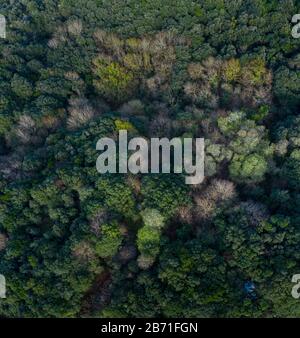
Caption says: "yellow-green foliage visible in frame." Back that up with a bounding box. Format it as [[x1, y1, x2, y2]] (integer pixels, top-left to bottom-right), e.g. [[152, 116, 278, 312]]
[[0, 115, 11, 135], [93, 58, 136, 103], [0, 193, 10, 202], [123, 53, 144, 72], [126, 37, 141, 50], [114, 119, 136, 131], [93, 31, 182, 102], [223, 58, 241, 82], [185, 56, 272, 109], [243, 58, 268, 85], [123, 52, 151, 73]]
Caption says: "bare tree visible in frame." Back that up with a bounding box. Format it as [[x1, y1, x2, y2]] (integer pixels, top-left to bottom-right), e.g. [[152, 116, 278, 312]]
[[67, 19, 83, 36], [240, 201, 269, 227], [137, 254, 155, 270], [72, 241, 95, 262], [67, 97, 95, 130], [90, 209, 109, 236], [117, 245, 137, 264], [0, 233, 7, 251], [15, 115, 36, 144]]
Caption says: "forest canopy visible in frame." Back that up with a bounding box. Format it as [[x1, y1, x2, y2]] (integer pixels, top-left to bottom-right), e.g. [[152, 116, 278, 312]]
[[0, 0, 300, 318]]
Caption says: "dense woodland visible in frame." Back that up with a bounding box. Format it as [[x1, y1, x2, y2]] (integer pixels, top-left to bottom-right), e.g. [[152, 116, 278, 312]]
[[0, 0, 300, 317]]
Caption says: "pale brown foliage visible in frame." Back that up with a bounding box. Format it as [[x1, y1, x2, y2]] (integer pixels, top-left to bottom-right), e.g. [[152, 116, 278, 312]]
[[72, 241, 95, 261], [275, 139, 289, 156], [145, 75, 164, 94], [137, 254, 155, 270], [177, 206, 193, 224], [0, 233, 7, 251], [47, 38, 59, 49], [41, 115, 60, 130], [149, 113, 172, 137], [118, 99, 145, 116], [127, 175, 141, 195], [67, 19, 83, 36], [94, 30, 124, 58], [48, 26, 68, 48], [64, 71, 80, 81], [205, 179, 236, 203], [119, 224, 129, 236], [185, 56, 272, 110], [93, 30, 187, 99], [193, 195, 215, 220], [0, 153, 22, 180], [67, 97, 95, 130], [16, 115, 36, 144], [90, 209, 109, 236], [49, 21, 82, 48], [184, 82, 200, 100], [187, 63, 205, 80], [193, 179, 236, 221]]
